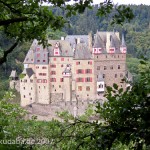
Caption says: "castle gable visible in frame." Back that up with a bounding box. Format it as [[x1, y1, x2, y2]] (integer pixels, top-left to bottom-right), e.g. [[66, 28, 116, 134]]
[[48, 40, 73, 57]]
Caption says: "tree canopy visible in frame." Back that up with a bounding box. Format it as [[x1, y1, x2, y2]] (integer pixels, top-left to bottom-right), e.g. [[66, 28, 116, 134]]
[[0, 0, 134, 64]]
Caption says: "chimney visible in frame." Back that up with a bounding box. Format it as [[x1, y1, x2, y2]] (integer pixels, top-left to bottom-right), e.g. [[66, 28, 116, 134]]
[[88, 31, 93, 53], [106, 32, 110, 53]]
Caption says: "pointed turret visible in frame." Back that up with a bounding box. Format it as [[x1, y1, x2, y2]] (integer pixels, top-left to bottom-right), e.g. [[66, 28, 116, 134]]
[[109, 35, 115, 53], [120, 33, 127, 53]]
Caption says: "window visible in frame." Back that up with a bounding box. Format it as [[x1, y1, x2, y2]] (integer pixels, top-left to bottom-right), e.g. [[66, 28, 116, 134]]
[[37, 60, 40, 62], [85, 77, 92, 82], [43, 79, 47, 83], [59, 85, 61, 88], [42, 66, 47, 69], [23, 87, 25, 90], [110, 65, 113, 69], [76, 61, 80, 65], [120, 73, 123, 78], [29, 93, 31, 96], [76, 78, 84, 82], [30, 79, 33, 83], [99, 84, 103, 88], [37, 53, 40, 57], [31, 87, 32, 90], [86, 86, 90, 91], [52, 85, 54, 88], [118, 55, 119, 58], [60, 78, 64, 82], [44, 86, 46, 89], [106, 55, 107, 58], [50, 64, 56, 68], [76, 69, 84, 74], [88, 61, 92, 65], [115, 74, 117, 78], [51, 71, 56, 75], [39, 86, 40, 89], [43, 60, 46, 62], [50, 78, 56, 82], [39, 73, 46, 76], [118, 65, 120, 69], [97, 66, 100, 70], [97, 56, 98, 58], [53, 58, 56, 61], [36, 66, 39, 69], [61, 64, 63, 67], [85, 69, 92, 74], [30, 98, 32, 100], [78, 86, 82, 91], [55, 52, 58, 55], [37, 79, 42, 83], [104, 66, 107, 70], [31, 59, 33, 61], [103, 74, 105, 78], [36, 47, 40, 51], [24, 95, 25, 98], [61, 58, 64, 61], [24, 79, 27, 82]]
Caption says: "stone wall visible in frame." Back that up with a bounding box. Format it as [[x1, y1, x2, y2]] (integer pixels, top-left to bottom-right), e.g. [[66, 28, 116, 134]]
[[50, 93, 63, 103]]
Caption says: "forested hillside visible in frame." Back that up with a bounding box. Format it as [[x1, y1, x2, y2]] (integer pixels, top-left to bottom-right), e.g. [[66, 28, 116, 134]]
[[0, 4, 150, 97]]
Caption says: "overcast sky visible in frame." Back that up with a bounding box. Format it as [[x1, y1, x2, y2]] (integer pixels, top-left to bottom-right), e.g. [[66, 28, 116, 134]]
[[93, 0, 150, 5]]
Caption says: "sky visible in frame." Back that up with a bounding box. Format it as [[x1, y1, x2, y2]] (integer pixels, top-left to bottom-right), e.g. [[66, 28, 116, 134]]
[[93, 0, 150, 5]]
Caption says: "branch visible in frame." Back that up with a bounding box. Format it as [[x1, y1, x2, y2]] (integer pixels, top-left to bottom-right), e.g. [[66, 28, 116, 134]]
[[0, 39, 19, 65], [0, 17, 28, 26]]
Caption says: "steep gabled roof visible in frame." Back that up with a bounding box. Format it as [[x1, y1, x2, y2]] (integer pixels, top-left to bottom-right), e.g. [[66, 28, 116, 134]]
[[24, 39, 38, 64], [74, 43, 92, 59], [22, 68, 34, 78], [65, 35, 89, 48], [48, 40, 73, 57]]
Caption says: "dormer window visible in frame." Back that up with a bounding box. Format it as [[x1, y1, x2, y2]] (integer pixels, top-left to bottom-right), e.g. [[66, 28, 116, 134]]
[[109, 48, 115, 53]]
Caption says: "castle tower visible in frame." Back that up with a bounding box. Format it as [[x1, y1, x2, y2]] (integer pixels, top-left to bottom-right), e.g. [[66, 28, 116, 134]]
[[9, 70, 20, 92], [63, 64, 72, 102]]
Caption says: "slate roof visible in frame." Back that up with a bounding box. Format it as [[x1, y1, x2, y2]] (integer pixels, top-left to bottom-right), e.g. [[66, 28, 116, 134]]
[[24, 39, 38, 64], [48, 40, 73, 57], [96, 32, 121, 53], [74, 43, 92, 59], [22, 68, 34, 78], [10, 70, 18, 77], [65, 35, 89, 48]]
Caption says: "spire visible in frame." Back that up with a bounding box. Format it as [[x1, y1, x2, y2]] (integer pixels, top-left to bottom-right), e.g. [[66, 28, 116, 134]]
[[121, 33, 126, 47]]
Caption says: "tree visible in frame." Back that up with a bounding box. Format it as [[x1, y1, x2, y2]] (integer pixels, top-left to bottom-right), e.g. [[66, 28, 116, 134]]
[[0, 0, 134, 64], [46, 61, 150, 150]]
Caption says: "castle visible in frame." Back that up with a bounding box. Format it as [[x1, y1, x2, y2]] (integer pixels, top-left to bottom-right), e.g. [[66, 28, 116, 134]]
[[10, 31, 127, 107]]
